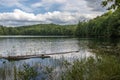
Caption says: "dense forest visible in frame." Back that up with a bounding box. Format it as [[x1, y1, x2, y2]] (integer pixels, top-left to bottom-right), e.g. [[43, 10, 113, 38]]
[[0, 9, 120, 38], [75, 9, 120, 37], [0, 24, 76, 36]]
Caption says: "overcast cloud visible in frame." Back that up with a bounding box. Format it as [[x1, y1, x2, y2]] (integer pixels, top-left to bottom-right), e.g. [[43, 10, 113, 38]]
[[0, 0, 107, 26], [85, 0, 106, 12]]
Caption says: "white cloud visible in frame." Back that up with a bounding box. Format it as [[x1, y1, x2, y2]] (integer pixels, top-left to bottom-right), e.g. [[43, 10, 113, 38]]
[[0, 9, 35, 21], [0, 0, 106, 26], [31, 3, 43, 8], [0, 0, 33, 12], [31, 0, 104, 14], [41, 0, 67, 4], [31, 0, 66, 10], [0, 0, 18, 7], [16, 3, 33, 12], [0, 9, 103, 26], [59, 0, 89, 13], [85, 0, 106, 12]]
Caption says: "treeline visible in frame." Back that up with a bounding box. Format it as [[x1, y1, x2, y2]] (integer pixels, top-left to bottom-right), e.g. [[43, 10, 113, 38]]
[[0, 9, 120, 37], [75, 9, 120, 37], [0, 24, 76, 36]]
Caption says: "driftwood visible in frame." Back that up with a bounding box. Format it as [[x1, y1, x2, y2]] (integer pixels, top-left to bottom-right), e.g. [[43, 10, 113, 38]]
[[0, 50, 79, 61], [2, 54, 51, 61]]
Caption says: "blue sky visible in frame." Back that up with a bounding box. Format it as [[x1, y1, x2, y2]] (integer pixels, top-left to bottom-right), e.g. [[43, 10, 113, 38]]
[[0, 0, 106, 26]]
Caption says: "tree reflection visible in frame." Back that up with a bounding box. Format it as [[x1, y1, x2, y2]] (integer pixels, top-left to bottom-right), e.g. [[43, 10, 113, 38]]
[[88, 38, 120, 57]]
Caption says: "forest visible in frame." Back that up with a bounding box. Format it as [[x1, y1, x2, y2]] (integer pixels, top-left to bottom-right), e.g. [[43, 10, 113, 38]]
[[75, 9, 120, 37], [0, 24, 76, 36], [0, 1, 120, 37], [0, 0, 120, 80]]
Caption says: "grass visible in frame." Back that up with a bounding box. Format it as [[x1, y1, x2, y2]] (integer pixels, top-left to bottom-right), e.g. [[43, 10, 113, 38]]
[[13, 55, 120, 80], [17, 64, 38, 80], [60, 55, 120, 80]]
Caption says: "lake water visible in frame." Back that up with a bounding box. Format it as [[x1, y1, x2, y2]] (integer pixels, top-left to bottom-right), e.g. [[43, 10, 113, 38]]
[[0, 36, 119, 80]]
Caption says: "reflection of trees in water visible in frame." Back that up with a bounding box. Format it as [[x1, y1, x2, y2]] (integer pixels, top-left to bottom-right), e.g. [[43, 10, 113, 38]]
[[0, 57, 67, 80], [0, 62, 14, 80], [88, 38, 120, 56]]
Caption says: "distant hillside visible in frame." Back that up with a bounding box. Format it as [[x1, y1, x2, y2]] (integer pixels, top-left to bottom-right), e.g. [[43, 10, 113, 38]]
[[0, 24, 76, 36], [0, 9, 120, 38]]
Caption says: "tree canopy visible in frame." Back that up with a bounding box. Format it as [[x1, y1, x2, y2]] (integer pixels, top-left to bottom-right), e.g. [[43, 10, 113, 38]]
[[0, 24, 76, 36], [0, 1, 120, 38], [75, 10, 120, 37], [102, 0, 120, 10]]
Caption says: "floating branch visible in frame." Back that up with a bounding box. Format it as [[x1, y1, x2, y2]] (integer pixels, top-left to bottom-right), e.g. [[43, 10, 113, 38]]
[[0, 50, 79, 61]]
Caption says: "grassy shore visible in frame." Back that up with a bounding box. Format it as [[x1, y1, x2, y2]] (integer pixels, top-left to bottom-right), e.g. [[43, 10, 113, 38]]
[[61, 55, 120, 80], [14, 54, 120, 80]]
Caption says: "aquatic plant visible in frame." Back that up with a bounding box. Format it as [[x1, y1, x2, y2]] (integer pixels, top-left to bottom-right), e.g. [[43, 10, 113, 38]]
[[17, 64, 38, 80]]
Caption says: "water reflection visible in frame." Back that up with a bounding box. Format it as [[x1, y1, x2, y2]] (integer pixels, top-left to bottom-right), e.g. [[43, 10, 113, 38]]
[[0, 37, 119, 80], [87, 38, 120, 56], [0, 37, 80, 57]]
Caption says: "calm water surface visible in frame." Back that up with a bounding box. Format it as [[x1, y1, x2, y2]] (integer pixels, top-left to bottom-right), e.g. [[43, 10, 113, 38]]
[[0, 36, 119, 80]]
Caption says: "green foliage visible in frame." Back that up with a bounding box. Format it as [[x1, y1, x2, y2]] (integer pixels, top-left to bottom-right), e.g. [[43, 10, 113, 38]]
[[75, 10, 120, 37], [102, 0, 120, 10], [17, 64, 38, 80], [0, 24, 76, 36], [61, 56, 120, 80], [107, 9, 120, 37], [0, 8, 120, 38]]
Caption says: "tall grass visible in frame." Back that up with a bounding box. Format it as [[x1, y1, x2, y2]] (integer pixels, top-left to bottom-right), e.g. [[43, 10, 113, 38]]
[[61, 55, 120, 80], [14, 55, 120, 80]]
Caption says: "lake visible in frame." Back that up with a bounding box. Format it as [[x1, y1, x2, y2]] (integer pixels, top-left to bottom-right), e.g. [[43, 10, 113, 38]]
[[0, 36, 119, 80]]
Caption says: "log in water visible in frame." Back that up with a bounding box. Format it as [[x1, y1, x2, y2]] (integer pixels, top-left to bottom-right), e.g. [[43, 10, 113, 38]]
[[0, 50, 79, 61]]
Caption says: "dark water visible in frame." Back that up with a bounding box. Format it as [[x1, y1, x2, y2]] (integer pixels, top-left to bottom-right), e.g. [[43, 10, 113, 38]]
[[0, 36, 119, 80]]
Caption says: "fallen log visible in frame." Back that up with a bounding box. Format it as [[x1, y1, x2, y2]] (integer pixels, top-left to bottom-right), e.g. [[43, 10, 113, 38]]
[[2, 55, 50, 61], [0, 50, 79, 61]]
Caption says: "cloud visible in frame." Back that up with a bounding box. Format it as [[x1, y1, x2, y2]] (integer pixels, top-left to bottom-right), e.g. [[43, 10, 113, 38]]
[[0, 0, 18, 7], [59, 0, 93, 14], [0, 9, 101, 26], [85, 0, 106, 12], [31, 0, 105, 14], [31, 0, 88, 13], [31, 0, 65, 12], [0, 0, 33, 12], [31, 3, 43, 8], [0, 9, 35, 21], [0, 0, 106, 26], [15, 3, 33, 12]]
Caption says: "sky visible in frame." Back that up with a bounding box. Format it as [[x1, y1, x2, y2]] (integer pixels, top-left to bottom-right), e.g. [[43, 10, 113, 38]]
[[0, 0, 107, 26]]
